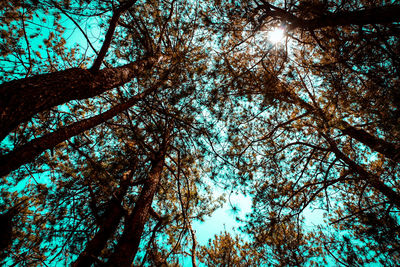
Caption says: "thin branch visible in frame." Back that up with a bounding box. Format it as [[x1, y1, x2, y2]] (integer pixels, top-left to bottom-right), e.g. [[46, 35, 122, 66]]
[[20, 7, 32, 77], [51, 1, 99, 57], [91, 0, 138, 72]]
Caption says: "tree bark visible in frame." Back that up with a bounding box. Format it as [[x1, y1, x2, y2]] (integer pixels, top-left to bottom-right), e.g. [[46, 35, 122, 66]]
[[286, 90, 400, 163], [339, 124, 400, 162], [90, 0, 138, 72], [106, 131, 170, 266], [324, 134, 400, 208], [0, 85, 157, 177], [293, 5, 400, 30], [72, 171, 134, 267], [262, 4, 400, 30], [0, 56, 158, 141]]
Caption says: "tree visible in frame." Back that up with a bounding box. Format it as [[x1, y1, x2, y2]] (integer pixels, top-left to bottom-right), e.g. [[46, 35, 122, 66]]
[[1, 0, 221, 265], [199, 231, 269, 266], [199, 0, 400, 264], [2, 0, 400, 266], [0, 0, 159, 141]]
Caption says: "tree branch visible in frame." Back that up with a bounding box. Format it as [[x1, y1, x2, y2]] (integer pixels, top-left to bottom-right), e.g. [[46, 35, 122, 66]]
[[91, 0, 138, 72], [0, 56, 159, 141], [0, 82, 161, 177], [260, 4, 400, 30]]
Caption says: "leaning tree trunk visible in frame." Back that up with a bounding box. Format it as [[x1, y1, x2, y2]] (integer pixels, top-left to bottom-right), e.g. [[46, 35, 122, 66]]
[[106, 131, 170, 266], [0, 84, 158, 177], [0, 56, 158, 141], [260, 3, 400, 30], [339, 124, 400, 162], [288, 90, 400, 163], [291, 4, 400, 30], [0, 0, 144, 141], [323, 134, 400, 208], [72, 170, 134, 267]]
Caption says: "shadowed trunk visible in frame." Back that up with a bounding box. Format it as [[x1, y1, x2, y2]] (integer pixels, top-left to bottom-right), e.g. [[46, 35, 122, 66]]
[[286, 90, 400, 163], [340, 125, 400, 162], [72, 171, 134, 267], [324, 134, 400, 208], [0, 85, 158, 177], [106, 131, 170, 266], [291, 5, 400, 30], [0, 56, 158, 141], [261, 4, 400, 30]]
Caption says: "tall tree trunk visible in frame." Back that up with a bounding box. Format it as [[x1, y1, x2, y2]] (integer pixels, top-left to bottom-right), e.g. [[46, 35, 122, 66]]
[[0, 84, 158, 177], [0, 0, 141, 141], [106, 131, 170, 266], [0, 56, 158, 141], [72, 171, 134, 267], [324, 134, 400, 208], [339, 124, 400, 162], [287, 90, 400, 163], [260, 4, 400, 30]]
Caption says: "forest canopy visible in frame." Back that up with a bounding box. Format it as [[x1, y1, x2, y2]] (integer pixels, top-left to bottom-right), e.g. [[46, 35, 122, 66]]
[[1, 0, 400, 265]]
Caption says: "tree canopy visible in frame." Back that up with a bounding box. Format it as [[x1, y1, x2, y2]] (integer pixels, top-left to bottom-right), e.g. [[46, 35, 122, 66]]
[[1, 0, 400, 265]]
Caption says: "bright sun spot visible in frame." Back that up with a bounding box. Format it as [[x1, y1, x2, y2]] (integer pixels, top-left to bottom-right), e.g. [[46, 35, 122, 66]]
[[268, 28, 285, 44]]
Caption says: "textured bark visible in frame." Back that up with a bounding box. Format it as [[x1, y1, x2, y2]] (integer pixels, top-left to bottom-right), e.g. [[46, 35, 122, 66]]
[[0, 56, 158, 141], [288, 92, 400, 163], [0, 86, 157, 177], [188, 222, 198, 267], [72, 171, 134, 267], [292, 5, 400, 30], [106, 134, 170, 266], [340, 124, 400, 162], [325, 135, 400, 208], [262, 4, 400, 30]]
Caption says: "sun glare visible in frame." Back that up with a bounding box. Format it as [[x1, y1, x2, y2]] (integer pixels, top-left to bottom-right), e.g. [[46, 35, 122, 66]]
[[268, 28, 285, 44]]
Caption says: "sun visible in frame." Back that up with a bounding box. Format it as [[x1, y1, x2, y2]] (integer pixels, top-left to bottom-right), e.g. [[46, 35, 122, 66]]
[[268, 27, 285, 44]]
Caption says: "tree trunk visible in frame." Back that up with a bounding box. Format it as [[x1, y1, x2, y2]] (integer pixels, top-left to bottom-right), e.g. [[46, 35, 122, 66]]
[[0, 56, 158, 141], [90, 0, 139, 72], [340, 124, 400, 162], [106, 132, 170, 266], [262, 4, 400, 30], [294, 5, 400, 30], [325, 134, 400, 208], [288, 91, 400, 163], [73, 171, 134, 267], [0, 85, 157, 177]]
